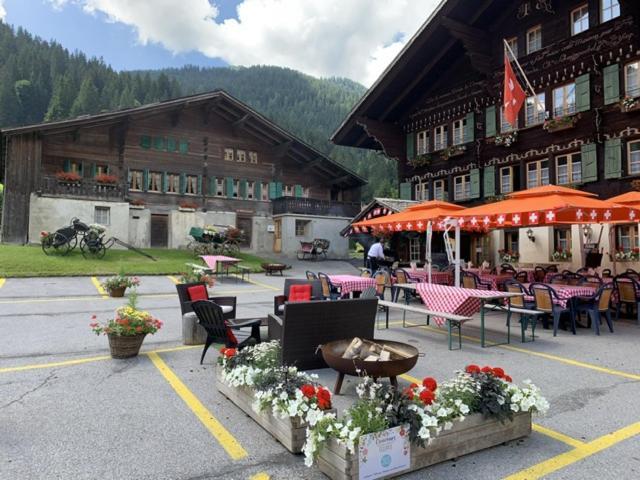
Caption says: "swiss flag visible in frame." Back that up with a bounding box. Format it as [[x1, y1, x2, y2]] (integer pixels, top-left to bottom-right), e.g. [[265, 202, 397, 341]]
[[503, 55, 526, 126]]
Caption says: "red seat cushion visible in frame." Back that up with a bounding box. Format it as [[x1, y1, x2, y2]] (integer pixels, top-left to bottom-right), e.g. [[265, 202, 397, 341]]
[[289, 284, 312, 302], [187, 285, 208, 301]]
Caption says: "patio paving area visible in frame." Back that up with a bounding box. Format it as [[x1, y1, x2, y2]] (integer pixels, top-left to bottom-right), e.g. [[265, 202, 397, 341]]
[[2, 262, 640, 479]]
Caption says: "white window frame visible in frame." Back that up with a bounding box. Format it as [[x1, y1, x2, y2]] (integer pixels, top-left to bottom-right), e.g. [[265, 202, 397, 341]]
[[409, 237, 421, 262], [554, 228, 572, 252], [525, 93, 546, 126], [526, 160, 549, 188], [129, 170, 143, 191], [94, 206, 110, 226], [283, 185, 294, 197], [556, 152, 582, 185], [500, 107, 518, 132], [433, 179, 446, 201], [452, 118, 466, 145], [224, 148, 234, 161], [249, 151, 258, 164], [166, 173, 179, 194], [261, 182, 269, 201], [505, 36, 518, 58], [601, 0, 620, 23], [625, 61, 640, 98], [215, 178, 225, 197], [96, 164, 109, 176], [414, 181, 429, 201], [500, 166, 513, 194], [236, 150, 246, 163], [628, 140, 640, 176], [232, 180, 239, 198], [616, 224, 639, 251], [453, 174, 471, 201], [416, 130, 429, 155], [505, 230, 519, 253], [148, 171, 162, 192], [185, 175, 198, 195], [571, 4, 589, 36], [246, 181, 255, 200], [553, 82, 576, 117], [526, 25, 542, 54], [434, 125, 448, 151]]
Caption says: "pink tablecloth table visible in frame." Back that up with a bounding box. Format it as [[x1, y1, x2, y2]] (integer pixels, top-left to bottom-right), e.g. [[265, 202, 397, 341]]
[[328, 275, 376, 297], [405, 270, 451, 285], [201, 255, 240, 273], [524, 284, 596, 309]]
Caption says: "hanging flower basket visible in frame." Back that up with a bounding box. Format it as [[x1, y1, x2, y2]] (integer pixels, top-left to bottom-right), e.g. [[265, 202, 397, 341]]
[[543, 114, 580, 133], [620, 96, 640, 113], [107, 333, 146, 359]]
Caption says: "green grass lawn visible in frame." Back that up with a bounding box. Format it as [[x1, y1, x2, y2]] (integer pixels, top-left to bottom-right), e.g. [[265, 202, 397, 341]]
[[0, 244, 273, 277]]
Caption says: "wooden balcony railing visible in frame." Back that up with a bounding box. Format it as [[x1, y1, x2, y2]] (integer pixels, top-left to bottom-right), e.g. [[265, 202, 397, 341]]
[[271, 196, 361, 218], [38, 176, 126, 201]]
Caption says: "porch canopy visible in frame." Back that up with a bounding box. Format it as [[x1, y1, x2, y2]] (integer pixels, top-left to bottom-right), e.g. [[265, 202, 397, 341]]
[[353, 200, 467, 232], [447, 185, 639, 230], [608, 191, 640, 209]]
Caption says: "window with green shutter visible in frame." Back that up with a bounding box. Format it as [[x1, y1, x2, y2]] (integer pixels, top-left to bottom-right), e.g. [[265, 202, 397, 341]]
[[483, 165, 495, 198], [90, 163, 97, 178], [209, 177, 216, 196], [469, 169, 480, 199], [275, 182, 283, 198], [464, 112, 475, 143], [255, 181, 262, 200], [603, 64, 620, 105], [63, 159, 71, 172], [485, 106, 496, 137], [166, 137, 177, 152], [143, 169, 149, 192], [406, 132, 415, 161], [604, 138, 622, 179], [179, 139, 188, 154], [197, 175, 203, 195], [580, 143, 597, 182], [225, 177, 234, 198], [399, 182, 412, 200], [179, 173, 186, 194], [294, 184, 303, 197], [140, 135, 151, 149], [153, 136, 165, 150], [239, 179, 247, 199], [575, 74, 590, 112], [161, 172, 168, 193]]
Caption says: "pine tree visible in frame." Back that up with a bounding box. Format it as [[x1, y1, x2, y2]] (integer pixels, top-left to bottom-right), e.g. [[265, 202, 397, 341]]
[[69, 74, 100, 117]]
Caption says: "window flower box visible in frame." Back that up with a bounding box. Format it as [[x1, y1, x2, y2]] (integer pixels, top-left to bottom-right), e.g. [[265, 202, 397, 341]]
[[494, 131, 518, 147], [178, 201, 198, 212], [440, 145, 466, 160], [316, 411, 532, 480], [408, 153, 433, 168], [55, 171, 82, 186], [620, 96, 640, 113], [542, 114, 580, 133], [215, 368, 335, 453]]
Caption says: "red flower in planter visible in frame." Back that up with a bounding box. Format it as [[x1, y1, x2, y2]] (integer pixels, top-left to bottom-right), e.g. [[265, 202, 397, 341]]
[[505, 375, 513, 383], [224, 348, 236, 358], [419, 389, 435, 405], [481, 366, 493, 374], [317, 387, 332, 410], [422, 377, 438, 392], [492, 367, 505, 378], [465, 364, 480, 374], [95, 173, 118, 184], [301, 384, 316, 399], [402, 387, 415, 400]]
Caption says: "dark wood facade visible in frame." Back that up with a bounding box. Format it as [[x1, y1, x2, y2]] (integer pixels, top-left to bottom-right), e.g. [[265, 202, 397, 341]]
[[1, 90, 365, 243], [333, 0, 640, 206]]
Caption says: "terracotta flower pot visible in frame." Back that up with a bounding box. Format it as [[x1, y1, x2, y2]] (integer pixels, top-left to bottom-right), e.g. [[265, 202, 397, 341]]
[[108, 286, 127, 297], [107, 333, 146, 359]]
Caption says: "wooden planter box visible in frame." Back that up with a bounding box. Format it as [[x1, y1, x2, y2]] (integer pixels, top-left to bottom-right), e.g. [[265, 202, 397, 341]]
[[215, 369, 335, 453], [317, 411, 532, 480]]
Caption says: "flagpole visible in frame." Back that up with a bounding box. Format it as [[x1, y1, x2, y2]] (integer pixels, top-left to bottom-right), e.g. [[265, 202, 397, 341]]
[[503, 39, 545, 114]]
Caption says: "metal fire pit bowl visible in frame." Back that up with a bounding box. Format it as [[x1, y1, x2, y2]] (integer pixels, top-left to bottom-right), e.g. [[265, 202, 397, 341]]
[[320, 338, 420, 395]]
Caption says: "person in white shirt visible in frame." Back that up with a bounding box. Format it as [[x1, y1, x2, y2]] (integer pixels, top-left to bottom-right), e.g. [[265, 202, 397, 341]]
[[367, 239, 385, 272]]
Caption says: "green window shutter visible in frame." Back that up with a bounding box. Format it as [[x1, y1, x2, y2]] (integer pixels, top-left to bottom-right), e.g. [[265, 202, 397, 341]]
[[197, 175, 203, 195], [575, 74, 591, 112], [255, 181, 262, 200], [470, 169, 480, 199], [268, 182, 277, 199], [581, 143, 597, 182], [276, 182, 283, 197], [63, 159, 71, 172], [485, 106, 496, 137], [140, 135, 151, 149], [209, 177, 216, 195], [161, 172, 168, 193], [179, 139, 188, 154], [167, 137, 176, 152], [399, 182, 412, 200], [603, 64, 620, 105], [143, 169, 149, 192], [225, 177, 234, 198], [294, 184, 303, 197], [406, 132, 415, 161], [179, 173, 186, 194], [239, 179, 248, 199], [604, 138, 622, 179], [90, 163, 97, 178], [153, 136, 164, 150], [464, 112, 475, 143], [483, 165, 495, 198]]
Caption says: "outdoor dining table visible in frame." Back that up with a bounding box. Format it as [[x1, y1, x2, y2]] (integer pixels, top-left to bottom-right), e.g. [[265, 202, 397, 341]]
[[399, 283, 521, 347], [328, 274, 376, 297], [478, 273, 515, 290], [200, 255, 241, 278], [405, 270, 451, 285], [523, 284, 596, 309]]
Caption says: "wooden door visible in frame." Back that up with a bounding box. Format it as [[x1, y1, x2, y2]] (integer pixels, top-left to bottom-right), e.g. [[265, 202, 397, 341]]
[[237, 216, 252, 247], [273, 219, 282, 253], [150, 214, 168, 248]]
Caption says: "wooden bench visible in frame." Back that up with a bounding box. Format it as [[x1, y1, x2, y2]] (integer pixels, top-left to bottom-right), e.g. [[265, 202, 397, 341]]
[[236, 265, 251, 282], [482, 304, 544, 343], [185, 263, 213, 274], [378, 300, 472, 350]]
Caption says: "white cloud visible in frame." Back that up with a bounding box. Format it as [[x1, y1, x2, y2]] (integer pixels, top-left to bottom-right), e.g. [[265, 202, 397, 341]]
[[0, 0, 6, 21], [51, 0, 441, 86]]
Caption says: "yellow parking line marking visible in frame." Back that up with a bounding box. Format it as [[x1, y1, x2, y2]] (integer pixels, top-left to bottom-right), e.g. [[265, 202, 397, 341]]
[[0, 278, 5, 289], [504, 421, 640, 480], [233, 275, 279, 291], [167, 275, 180, 284], [90, 277, 109, 299], [147, 351, 248, 460], [249, 473, 270, 480], [392, 320, 640, 381]]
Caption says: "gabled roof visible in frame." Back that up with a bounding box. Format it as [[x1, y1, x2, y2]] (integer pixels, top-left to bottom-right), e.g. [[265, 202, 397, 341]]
[[340, 197, 418, 236], [2, 89, 366, 188]]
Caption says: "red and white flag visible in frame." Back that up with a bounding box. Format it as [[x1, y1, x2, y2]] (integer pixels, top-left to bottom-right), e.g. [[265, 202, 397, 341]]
[[503, 55, 526, 126]]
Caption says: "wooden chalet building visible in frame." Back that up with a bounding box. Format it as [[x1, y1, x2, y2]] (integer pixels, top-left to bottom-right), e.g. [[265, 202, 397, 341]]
[[333, 0, 640, 268], [0, 90, 364, 256]]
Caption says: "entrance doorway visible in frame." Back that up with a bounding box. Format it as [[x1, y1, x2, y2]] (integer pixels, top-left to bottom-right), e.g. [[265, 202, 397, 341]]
[[150, 214, 168, 248], [273, 219, 282, 253], [236, 216, 252, 248]]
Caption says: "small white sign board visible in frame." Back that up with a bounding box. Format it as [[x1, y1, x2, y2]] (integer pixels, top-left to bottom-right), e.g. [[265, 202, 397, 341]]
[[358, 425, 411, 480], [267, 225, 275, 233]]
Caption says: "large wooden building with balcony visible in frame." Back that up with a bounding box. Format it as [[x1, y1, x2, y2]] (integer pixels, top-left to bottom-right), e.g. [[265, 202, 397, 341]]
[[333, 0, 640, 268], [0, 90, 364, 256]]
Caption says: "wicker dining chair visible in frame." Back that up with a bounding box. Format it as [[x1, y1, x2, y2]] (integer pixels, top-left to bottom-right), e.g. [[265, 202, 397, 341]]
[[549, 273, 567, 285], [601, 268, 613, 278], [373, 270, 390, 300], [317, 272, 341, 300], [546, 265, 559, 273], [306, 271, 318, 281], [530, 282, 574, 336], [534, 266, 547, 282], [514, 271, 529, 283], [462, 271, 491, 290], [360, 268, 372, 278], [500, 263, 516, 273], [614, 275, 640, 325], [573, 284, 614, 335]]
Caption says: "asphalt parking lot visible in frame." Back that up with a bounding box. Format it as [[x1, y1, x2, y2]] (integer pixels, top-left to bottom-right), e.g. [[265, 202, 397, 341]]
[[2, 263, 640, 480]]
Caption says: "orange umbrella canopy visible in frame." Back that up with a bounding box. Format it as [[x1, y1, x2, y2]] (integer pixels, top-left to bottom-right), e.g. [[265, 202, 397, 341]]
[[608, 191, 640, 208], [353, 200, 466, 233], [448, 185, 640, 229]]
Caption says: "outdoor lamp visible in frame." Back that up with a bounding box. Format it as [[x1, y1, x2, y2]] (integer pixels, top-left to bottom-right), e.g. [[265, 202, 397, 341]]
[[583, 225, 593, 242], [526, 228, 535, 242]]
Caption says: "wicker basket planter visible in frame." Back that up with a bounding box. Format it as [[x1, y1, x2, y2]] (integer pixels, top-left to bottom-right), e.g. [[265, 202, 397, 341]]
[[108, 286, 127, 297], [215, 369, 335, 453], [316, 411, 532, 480], [107, 333, 146, 359]]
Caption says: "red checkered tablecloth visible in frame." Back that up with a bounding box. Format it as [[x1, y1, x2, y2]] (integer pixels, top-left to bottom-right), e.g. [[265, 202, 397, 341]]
[[524, 284, 596, 309], [328, 275, 376, 297], [478, 273, 514, 290], [405, 270, 451, 285], [415, 283, 506, 326]]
